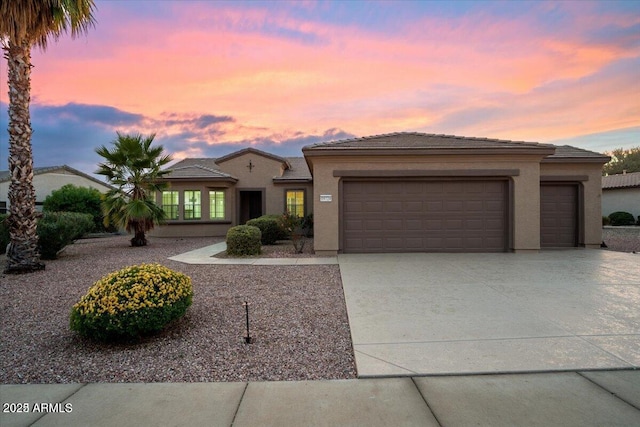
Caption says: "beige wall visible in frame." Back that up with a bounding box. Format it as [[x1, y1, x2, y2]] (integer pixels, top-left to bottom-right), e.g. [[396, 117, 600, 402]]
[[540, 162, 605, 248], [308, 154, 547, 255], [602, 188, 640, 219], [153, 153, 313, 237]]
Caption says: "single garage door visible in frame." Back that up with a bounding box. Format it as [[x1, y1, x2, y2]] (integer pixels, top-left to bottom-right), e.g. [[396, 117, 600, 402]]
[[540, 184, 578, 247], [343, 180, 507, 253]]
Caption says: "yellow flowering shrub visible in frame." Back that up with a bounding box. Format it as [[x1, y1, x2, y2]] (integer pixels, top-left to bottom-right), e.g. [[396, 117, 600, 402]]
[[70, 264, 193, 341]]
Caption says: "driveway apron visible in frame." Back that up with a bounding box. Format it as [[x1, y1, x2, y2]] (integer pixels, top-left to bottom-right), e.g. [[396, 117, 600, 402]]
[[337, 250, 640, 377]]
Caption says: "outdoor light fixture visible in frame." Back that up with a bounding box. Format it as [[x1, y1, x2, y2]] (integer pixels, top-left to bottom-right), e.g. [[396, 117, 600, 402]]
[[242, 300, 252, 344]]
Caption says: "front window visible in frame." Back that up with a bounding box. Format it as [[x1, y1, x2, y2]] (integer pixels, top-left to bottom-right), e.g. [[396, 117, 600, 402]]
[[161, 191, 179, 220], [209, 190, 225, 219], [286, 190, 305, 217], [184, 190, 201, 220]]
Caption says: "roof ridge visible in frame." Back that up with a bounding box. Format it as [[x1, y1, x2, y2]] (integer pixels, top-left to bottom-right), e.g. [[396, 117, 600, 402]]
[[305, 131, 549, 149]]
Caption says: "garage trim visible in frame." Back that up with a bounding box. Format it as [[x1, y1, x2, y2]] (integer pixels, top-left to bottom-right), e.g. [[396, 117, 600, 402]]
[[334, 169, 520, 178]]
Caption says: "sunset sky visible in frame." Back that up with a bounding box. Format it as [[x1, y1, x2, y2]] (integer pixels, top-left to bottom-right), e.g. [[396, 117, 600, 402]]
[[1, 0, 639, 177]]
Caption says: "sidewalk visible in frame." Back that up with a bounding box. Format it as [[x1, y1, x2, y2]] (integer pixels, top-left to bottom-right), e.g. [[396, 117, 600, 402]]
[[168, 242, 338, 265], [2, 370, 639, 427]]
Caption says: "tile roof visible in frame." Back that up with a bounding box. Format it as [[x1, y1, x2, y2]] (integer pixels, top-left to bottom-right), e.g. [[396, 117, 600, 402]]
[[275, 157, 312, 181], [303, 132, 553, 150], [543, 145, 611, 161], [167, 158, 221, 171], [602, 171, 640, 189], [163, 164, 237, 181]]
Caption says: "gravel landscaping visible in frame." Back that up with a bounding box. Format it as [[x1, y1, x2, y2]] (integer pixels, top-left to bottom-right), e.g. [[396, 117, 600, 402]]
[[216, 238, 316, 258], [0, 236, 356, 384], [602, 226, 640, 253]]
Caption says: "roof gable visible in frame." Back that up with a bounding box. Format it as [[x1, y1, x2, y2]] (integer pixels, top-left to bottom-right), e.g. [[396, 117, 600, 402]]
[[215, 147, 290, 168]]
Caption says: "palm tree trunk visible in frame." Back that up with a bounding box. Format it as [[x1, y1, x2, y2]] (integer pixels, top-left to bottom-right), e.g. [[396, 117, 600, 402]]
[[3, 39, 45, 273]]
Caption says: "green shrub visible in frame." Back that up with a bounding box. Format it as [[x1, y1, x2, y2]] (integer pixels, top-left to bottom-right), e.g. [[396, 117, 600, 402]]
[[43, 184, 109, 232], [0, 214, 9, 255], [70, 263, 193, 341], [602, 215, 610, 226], [608, 211, 636, 226], [226, 225, 262, 256], [246, 215, 284, 245], [37, 212, 94, 260]]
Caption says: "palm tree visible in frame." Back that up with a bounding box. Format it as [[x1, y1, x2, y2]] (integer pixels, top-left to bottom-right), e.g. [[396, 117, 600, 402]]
[[1, 0, 96, 273], [96, 132, 172, 247]]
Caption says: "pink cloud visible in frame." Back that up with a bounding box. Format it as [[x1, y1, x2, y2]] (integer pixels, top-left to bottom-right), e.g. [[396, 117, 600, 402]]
[[1, 1, 637, 152]]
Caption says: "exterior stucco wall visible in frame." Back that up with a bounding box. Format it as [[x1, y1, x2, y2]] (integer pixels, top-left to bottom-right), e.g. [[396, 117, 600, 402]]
[[218, 154, 284, 217], [602, 188, 640, 219], [540, 162, 605, 248], [308, 154, 545, 255]]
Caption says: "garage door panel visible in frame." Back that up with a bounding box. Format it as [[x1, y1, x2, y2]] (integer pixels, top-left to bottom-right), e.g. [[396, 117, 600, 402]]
[[385, 201, 403, 212], [385, 219, 403, 230], [364, 219, 383, 230], [426, 201, 443, 211], [343, 180, 507, 253], [540, 184, 577, 247]]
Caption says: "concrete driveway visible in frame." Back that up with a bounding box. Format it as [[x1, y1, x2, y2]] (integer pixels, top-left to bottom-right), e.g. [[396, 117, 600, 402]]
[[338, 250, 640, 377]]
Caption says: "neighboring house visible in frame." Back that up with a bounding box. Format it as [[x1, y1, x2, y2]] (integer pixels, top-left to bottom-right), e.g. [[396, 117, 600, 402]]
[[602, 171, 640, 219], [154, 132, 610, 254], [152, 147, 313, 237], [0, 165, 112, 214]]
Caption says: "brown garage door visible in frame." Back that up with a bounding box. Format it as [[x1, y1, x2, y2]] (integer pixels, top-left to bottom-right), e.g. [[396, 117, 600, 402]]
[[540, 184, 578, 247], [342, 180, 507, 253]]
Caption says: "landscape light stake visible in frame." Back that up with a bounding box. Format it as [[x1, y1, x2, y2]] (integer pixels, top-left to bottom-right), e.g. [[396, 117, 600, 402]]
[[243, 300, 252, 344]]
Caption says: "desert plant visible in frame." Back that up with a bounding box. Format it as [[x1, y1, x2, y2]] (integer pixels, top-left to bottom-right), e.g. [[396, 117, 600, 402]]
[[246, 215, 283, 245], [279, 211, 308, 253], [70, 263, 193, 341], [608, 211, 635, 226], [43, 184, 108, 232], [37, 212, 93, 260], [0, 214, 9, 255], [95, 132, 172, 247], [602, 216, 610, 226], [226, 225, 262, 256]]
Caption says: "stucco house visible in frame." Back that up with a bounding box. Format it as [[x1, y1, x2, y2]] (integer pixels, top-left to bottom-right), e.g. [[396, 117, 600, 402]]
[[602, 171, 640, 219], [154, 132, 610, 254], [0, 165, 113, 214], [152, 148, 312, 237]]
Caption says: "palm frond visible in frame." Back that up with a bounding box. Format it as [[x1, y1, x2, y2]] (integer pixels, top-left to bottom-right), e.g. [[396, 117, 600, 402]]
[[1, 0, 96, 49]]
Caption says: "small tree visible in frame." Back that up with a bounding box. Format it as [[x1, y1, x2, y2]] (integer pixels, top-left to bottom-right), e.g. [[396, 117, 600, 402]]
[[603, 147, 640, 175], [43, 184, 106, 232], [95, 133, 172, 247], [279, 212, 308, 254]]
